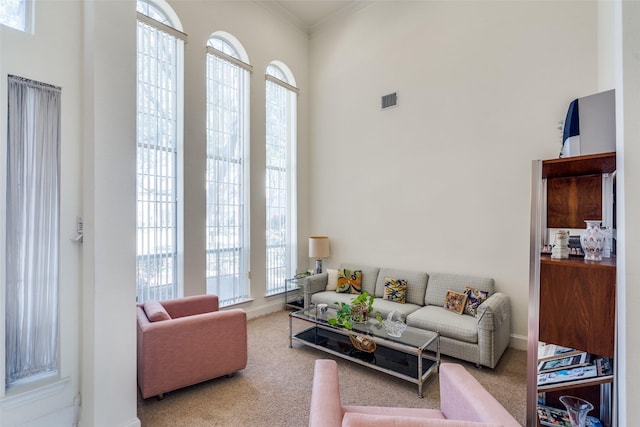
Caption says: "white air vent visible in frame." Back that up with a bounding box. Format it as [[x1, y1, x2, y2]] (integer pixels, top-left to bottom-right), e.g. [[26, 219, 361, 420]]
[[381, 92, 398, 110]]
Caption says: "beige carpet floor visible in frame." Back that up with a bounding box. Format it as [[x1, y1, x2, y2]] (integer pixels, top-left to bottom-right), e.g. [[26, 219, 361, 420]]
[[137, 310, 526, 426]]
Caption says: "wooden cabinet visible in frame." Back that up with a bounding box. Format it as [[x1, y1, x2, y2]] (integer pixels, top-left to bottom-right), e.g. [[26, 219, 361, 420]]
[[527, 152, 616, 427]]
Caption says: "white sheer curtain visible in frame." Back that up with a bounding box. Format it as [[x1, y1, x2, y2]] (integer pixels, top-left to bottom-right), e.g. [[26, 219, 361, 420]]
[[5, 75, 61, 386]]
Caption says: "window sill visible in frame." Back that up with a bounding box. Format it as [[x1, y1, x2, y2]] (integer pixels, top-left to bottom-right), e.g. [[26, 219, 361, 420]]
[[2, 376, 70, 410], [221, 297, 254, 309]]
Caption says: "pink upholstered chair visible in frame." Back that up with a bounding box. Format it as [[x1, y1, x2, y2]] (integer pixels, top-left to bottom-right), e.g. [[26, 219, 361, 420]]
[[309, 359, 521, 427], [136, 294, 247, 399]]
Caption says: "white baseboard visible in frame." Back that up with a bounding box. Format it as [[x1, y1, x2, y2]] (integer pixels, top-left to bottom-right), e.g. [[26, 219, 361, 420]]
[[244, 300, 287, 320], [510, 333, 528, 351]]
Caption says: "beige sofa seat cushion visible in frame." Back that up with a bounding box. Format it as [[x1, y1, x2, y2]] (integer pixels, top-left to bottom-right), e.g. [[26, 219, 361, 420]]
[[406, 306, 478, 344], [424, 273, 494, 307], [311, 291, 357, 307], [370, 298, 421, 320], [374, 268, 428, 306]]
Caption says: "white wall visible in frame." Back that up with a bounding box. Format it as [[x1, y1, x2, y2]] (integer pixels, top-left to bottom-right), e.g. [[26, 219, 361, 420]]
[[167, 0, 311, 315], [81, 0, 139, 426], [308, 0, 599, 348], [0, 1, 84, 425]]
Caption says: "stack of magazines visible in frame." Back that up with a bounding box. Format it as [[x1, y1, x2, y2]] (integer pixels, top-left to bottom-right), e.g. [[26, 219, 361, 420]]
[[537, 344, 613, 386], [537, 405, 602, 427]]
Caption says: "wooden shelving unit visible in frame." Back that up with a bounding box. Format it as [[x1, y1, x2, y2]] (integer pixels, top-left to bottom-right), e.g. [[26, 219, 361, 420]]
[[528, 152, 616, 427]]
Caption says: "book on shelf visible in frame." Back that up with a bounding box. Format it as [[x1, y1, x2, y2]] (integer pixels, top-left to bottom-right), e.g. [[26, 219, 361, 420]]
[[595, 356, 613, 376], [538, 352, 589, 373], [538, 342, 582, 360], [537, 365, 598, 386], [537, 405, 603, 427]]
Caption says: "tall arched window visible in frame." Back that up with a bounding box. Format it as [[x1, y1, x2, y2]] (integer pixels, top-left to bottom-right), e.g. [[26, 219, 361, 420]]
[[136, 0, 185, 302], [265, 62, 298, 295], [205, 33, 251, 306]]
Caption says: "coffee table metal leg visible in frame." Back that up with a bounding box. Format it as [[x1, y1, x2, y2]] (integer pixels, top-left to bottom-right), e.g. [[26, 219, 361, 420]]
[[417, 348, 424, 398], [289, 312, 293, 348]]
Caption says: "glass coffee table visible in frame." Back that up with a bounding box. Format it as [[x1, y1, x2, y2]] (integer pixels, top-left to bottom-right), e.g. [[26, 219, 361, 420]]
[[289, 305, 440, 397]]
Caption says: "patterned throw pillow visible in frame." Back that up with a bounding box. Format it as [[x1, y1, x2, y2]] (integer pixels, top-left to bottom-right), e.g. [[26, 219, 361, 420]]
[[444, 290, 468, 315], [383, 277, 407, 304], [336, 269, 363, 294], [464, 286, 489, 317]]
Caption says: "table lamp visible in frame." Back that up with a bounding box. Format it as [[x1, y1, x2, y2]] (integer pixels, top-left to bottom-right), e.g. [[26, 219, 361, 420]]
[[309, 236, 330, 274]]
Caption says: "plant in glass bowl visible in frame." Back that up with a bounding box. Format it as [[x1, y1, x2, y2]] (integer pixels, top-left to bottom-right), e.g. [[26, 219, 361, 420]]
[[350, 292, 375, 323], [327, 292, 382, 329]]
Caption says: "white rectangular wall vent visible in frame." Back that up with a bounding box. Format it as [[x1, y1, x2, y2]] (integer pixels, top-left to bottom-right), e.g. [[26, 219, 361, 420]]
[[381, 92, 398, 110]]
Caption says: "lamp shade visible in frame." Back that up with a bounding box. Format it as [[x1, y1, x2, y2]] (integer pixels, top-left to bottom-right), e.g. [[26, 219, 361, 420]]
[[309, 236, 330, 258]]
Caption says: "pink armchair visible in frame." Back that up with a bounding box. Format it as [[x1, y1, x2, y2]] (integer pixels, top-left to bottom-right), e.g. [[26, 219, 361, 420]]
[[136, 294, 247, 399], [310, 359, 521, 427]]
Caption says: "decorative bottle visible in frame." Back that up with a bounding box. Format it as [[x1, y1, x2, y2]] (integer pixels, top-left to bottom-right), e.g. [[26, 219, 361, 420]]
[[580, 220, 605, 261]]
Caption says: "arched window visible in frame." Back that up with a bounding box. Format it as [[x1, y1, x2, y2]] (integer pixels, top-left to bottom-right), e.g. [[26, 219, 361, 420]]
[[265, 62, 299, 295], [205, 33, 252, 306], [136, 0, 186, 302]]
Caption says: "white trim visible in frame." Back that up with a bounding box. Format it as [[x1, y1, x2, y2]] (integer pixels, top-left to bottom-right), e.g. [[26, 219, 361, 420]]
[[206, 46, 253, 73], [1, 377, 70, 410], [136, 12, 187, 42], [265, 74, 300, 94]]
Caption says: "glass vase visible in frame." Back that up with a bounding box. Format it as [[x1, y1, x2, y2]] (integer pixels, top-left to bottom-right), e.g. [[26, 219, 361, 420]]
[[580, 220, 605, 261], [559, 395, 594, 427]]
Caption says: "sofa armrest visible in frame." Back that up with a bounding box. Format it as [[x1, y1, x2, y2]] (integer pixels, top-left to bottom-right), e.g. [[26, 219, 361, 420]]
[[475, 292, 511, 368], [305, 273, 328, 294], [305, 273, 329, 307], [309, 359, 343, 427], [439, 363, 520, 427], [476, 292, 510, 331], [160, 294, 219, 318]]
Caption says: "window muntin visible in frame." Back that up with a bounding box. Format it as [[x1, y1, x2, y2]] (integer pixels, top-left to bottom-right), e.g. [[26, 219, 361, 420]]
[[136, 0, 184, 303], [205, 34, 251, 306], [265, 63, 297, 295]]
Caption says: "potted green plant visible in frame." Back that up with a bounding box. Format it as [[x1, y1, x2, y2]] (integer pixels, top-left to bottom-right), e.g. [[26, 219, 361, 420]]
[[327, 292, 382, 329], [350, 292, 375, 323]]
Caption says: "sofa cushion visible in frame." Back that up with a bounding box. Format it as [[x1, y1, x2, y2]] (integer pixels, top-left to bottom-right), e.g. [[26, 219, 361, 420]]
[[425, 273, 494, 307], [406, 306, 479, 344], [343, 406, 445, 420], [342, 413, 501, 427], [374, 268, 428, 306], [326, 269, 339, 291], [464, 286, 489, 317], [143, 301, 171, 322], [371, 299, 422, 320], [444, 290, 467, 315], [312, 291, 360, 308], [340, 264, 380, 295], [383, 277, 407, 303]]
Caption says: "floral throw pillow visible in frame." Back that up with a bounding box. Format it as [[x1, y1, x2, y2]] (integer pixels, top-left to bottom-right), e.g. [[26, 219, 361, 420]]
[[336, 269, 363, 294], [444, 290, 468, 315], [464, 286, 489, 317], [383, 277, 407, 304]]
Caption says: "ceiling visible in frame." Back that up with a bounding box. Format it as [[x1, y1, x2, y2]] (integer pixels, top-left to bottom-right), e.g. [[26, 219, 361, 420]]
[[271, 0, 359, 31]]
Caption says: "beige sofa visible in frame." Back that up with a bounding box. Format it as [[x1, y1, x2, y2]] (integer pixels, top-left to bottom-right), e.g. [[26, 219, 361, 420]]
[[309, 359, 520, 427], [306, 264, 511, 368]]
